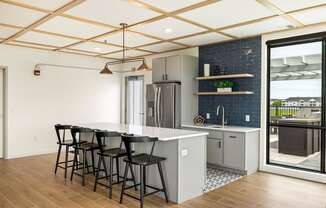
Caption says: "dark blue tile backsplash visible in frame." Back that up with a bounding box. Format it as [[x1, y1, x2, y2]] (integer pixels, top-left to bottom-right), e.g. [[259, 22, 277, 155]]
[[198, 36, 261, 127]]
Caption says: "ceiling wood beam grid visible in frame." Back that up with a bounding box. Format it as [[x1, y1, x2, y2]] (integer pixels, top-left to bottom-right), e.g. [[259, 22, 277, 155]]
[[0, 0, 86, 44], [255, 0, 305, 27]]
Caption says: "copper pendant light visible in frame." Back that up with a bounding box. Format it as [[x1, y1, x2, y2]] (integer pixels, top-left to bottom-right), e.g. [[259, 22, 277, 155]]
[[100, 63, 113, 74], [137, 59, 151, 71], [101, 23, 151, 74]]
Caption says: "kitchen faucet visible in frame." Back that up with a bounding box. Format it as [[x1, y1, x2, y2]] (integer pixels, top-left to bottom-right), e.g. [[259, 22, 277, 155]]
[[216, 105, 225, 128]]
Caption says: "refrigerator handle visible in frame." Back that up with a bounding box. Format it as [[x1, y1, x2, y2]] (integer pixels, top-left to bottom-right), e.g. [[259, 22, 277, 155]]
[[157, 87, 162, 127], [154, 86, 158, 127]]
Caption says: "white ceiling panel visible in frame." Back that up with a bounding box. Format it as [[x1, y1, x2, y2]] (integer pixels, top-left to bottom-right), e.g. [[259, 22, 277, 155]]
[[179, 0, 275, 29], [125, 49, 152, 57], [133, 17, 205, 39], [104, 49, 151, 59], [139, 42, 183, 52], [36, 16, 111, 39], [0, 2, 46, 27], [96, 31, 158, 47], [16, 31, 77, 47], [290, 6, 326, 25], [9, 0, 71, 11], [70, 42, 122, 54], [222, 17, 292, 38], [269, 0, 326, 12], [0, 26, 20, 39], [175, 32, 231, 46], [9, 41, 56, 50], [138, 0, 203, 12], [65, 0, 160, 27], [61, 48, 99, 56]]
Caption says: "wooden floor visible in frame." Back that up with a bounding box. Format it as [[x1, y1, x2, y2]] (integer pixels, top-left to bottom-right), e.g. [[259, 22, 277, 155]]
[[0, 154, 326, 208]]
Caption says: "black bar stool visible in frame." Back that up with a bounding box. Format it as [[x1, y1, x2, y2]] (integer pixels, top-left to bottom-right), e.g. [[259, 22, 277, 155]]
[[93, 130, 137, 199], [120, 134, 169, 208], [54, 124, 74, 178], [70, 126, 99, 186]]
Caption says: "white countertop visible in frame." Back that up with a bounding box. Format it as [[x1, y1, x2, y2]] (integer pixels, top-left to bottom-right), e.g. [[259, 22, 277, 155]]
[[182, 124, 260, 133], [82, 123, 208, 141]]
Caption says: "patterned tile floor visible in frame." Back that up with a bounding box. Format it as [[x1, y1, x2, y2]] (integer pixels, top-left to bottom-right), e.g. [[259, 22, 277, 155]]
[[203, 167, 243, 193]]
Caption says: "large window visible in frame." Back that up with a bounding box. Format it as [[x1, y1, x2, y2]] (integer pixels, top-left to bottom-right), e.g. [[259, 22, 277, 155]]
[[267, 32, 326, 173]]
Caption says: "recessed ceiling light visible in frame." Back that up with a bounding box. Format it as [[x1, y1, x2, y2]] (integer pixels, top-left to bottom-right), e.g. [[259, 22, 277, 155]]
[[164, 28, 173, 33], [94, 47, 101, 52]]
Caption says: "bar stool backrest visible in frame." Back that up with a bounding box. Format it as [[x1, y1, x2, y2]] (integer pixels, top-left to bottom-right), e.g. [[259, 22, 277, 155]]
[[55, 124, 72, 144], [121, 134, 158, 163], [70, 126, 95, 146], [95, 130, 122, 153]]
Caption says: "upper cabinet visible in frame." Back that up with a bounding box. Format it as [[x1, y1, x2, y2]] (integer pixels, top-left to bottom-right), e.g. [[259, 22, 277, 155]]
[[152, 57, 166, 82], [165, 55, 181, 81], [152, 55, 189, 83]]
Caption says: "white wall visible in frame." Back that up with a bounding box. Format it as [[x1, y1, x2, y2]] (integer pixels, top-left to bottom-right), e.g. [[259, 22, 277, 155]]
[[0, 45, 121, 159], [119, 47, 198, 124], [260, 23, 326, 183]]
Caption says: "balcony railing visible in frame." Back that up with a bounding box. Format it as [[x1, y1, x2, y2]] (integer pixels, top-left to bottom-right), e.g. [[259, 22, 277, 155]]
[[270, 105, 321, 117]]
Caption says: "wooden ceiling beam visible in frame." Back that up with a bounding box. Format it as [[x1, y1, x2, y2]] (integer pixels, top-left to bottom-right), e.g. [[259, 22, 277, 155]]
[[1, 0, 86, 44], [256, 0, 304, 27]]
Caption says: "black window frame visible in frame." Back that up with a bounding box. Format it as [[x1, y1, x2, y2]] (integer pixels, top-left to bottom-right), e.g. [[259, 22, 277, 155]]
[[266, 31, 326, 173]]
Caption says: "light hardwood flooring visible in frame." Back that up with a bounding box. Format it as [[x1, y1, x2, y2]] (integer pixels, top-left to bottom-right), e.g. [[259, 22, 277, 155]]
[[0, 153, 326, 208]]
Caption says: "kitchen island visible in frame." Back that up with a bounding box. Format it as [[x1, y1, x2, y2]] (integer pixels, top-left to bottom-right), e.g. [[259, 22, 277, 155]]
[[83, 123, 209, 204]]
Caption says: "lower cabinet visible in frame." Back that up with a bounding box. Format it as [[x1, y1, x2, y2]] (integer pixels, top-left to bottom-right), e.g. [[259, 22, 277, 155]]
[[183, 126, 259, 175], [207, 138, 223, 166], [223, 132, 245, 170]]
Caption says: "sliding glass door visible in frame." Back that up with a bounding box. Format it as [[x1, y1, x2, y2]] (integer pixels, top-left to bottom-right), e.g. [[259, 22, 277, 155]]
[[266, 32, 326, 173]]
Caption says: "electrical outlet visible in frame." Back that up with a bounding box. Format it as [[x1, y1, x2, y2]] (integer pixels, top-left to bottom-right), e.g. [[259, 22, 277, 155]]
[[181, 149, 188, 157], [245, 115, 250, 122], [206, 113, 210, 119]]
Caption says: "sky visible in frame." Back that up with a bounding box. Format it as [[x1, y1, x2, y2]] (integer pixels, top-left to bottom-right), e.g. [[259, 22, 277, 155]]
[[270, 42, 322, 99]]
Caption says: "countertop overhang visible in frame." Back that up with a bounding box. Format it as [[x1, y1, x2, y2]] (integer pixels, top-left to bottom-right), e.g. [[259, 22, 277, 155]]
[[81, 123, 209, 141]]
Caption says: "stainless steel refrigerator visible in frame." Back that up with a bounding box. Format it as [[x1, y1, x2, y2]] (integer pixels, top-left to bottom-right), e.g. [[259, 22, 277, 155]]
[[146, 82, 181, 128]]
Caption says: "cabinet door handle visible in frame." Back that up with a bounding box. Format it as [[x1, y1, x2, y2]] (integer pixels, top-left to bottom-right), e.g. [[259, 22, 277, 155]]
[[162, 74, 165, 80], [218, 141, 221, 148], [229, 135, 237, 139], [165, 74, 168, 80]]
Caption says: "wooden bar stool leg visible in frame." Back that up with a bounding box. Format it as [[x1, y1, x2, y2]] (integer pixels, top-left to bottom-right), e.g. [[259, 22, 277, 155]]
[[140, 165, 144, 208], [102, 157, 109, 179], [109, 156, 113, 199], [143, 166, 147, 194], [129, 164, 137, 191], [54, 145, 62, 174], [120, 162, 129, 204], [70, 149, 77, 181], [158, 162, 169, 203], [93, 156, 102, 192], [82, 149, 86, 186], [64, 146, 69, 178], [116, 157, 120, 183], [91, 150, 96, 175]]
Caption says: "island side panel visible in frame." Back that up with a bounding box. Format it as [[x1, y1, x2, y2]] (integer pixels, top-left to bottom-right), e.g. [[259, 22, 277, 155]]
[[133, 140, 179, 203], [178, 135, 206, 203]]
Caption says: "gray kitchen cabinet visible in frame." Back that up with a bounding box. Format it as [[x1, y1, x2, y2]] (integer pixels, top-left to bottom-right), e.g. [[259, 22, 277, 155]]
[[182, 125, 260, 175], [152, 55, 195, 83], [165, 55, 181, 81], [223, 132, 245, 170], [152, 57, 166, 82], [207, 138, 223, 166]]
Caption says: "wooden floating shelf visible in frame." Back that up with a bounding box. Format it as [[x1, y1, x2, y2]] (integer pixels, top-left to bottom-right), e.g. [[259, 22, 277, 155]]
[[196, 73, 254, 80], [195, 91, 254, 96]]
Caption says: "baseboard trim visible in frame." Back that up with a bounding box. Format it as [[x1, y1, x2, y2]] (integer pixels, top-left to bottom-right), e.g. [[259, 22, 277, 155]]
[[6, 147, 58, 159]]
